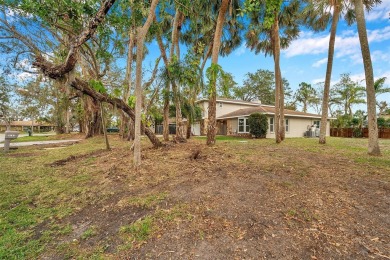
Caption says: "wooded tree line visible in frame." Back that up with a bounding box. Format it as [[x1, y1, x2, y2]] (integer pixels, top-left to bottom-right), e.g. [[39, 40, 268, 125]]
[[0, 0, 385, 166]]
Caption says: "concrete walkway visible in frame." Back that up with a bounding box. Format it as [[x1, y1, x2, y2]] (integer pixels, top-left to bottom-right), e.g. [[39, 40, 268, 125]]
[[0, 139, 82, 148]]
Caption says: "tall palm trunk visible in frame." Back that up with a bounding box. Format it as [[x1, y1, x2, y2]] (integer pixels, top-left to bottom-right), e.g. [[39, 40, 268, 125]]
[[319, 4, 339, 144], [207, 0, 229, 146], [170, 10, 186, 142], [354, 0, 380, 156], [273, 15, 283, 143], [134, 0, 159, 169]]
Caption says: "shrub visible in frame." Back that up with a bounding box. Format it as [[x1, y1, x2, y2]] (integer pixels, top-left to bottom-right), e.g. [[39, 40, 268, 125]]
[[377, 117, 386, 128], [248, 113, 268, 138]]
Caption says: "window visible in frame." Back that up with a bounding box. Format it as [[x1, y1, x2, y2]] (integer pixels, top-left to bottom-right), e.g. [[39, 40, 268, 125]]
[[238, 118, 249, 133], [270, 118, 288, 133], [313, 120, 320, 128]]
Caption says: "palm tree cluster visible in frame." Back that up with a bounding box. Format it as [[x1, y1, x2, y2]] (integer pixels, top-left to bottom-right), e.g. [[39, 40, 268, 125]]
[[0, 0, 385, 167]]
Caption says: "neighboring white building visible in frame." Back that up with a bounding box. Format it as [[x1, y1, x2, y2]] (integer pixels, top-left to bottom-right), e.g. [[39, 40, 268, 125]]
[[195, 98, 331, 138]]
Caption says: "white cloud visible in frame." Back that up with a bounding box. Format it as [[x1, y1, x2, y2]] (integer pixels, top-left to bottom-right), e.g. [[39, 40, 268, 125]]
[[366, 0, 390, 21], [234, 43, 247, 56], [371, 50, 390, 63], [312, 57, 328, 68], [283, 26, 390, 68], [283, 33, 330, 57]]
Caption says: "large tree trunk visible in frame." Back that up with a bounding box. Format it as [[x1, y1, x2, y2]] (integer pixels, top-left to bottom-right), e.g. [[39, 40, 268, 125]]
[[319, 5, 339, 144], [207, 0, 229, 146], [70, 78, 161, 147], [354, 0, 381, 156], [133, 0, 159, 168], [83, 95, 102, 138]]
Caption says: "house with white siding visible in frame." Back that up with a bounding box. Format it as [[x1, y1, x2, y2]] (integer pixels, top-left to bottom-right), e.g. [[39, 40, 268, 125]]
[[194, 98, 331, 138]]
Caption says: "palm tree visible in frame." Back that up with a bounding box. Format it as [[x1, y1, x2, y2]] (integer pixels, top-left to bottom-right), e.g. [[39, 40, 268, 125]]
[[353, 0, 381, 156], [374, 77, 389, 109], [246, 0, 301, 143], [303, 0, 381, 144], [206, 0, 230, 145], [303, 0, 341, 144]]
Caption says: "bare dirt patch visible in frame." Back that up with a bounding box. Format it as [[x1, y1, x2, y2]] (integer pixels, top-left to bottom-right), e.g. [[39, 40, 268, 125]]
[[38, 139, 390, 259]]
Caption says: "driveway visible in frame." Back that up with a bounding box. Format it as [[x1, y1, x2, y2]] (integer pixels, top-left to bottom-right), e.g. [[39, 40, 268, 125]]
[[0, 139, 81, 148]]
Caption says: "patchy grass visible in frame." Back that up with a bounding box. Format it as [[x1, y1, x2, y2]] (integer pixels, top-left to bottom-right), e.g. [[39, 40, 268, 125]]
[[10, 135, 56, 143], [1, 135, 389, 259], [0, 135, 129, 259], [119, 192, 168, 209]]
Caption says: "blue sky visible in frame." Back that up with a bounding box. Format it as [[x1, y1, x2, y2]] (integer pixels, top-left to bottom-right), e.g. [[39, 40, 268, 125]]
[[4, 1, 390, 115], [216, 0, 390, 113]]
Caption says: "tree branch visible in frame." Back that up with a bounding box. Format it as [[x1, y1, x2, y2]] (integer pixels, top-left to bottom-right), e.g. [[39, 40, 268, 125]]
[[32, 0, 117, 79], [70, 77, 162, 147]]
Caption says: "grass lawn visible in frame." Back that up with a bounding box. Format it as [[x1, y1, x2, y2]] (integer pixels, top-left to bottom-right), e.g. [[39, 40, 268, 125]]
[[0, 135, 389, 259]]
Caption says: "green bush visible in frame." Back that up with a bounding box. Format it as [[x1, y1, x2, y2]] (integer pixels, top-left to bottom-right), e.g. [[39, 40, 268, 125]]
[[248, 113, 268, 138], [377, 117, 386, 128]]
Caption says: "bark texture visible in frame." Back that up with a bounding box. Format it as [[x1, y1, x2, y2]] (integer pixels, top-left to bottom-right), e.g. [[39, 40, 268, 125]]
[[207, 0, 229, 146], [170, 10, 186, 142], [319, 5, 339, 144], [272, 16, 283, 143], [354, 0, 381, 156], [133, 0, 159, 168]]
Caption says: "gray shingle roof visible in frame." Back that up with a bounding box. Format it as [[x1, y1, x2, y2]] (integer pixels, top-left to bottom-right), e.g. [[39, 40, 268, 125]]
[[218, 106, 322, 119]]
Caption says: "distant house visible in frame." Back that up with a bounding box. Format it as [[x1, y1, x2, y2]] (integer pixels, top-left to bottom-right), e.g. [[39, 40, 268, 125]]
[[195, 98, 331, 138], [0, 120, 55, 132]]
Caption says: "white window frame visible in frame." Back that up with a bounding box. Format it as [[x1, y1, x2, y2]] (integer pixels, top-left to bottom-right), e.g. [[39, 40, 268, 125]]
[[313, 120, 320, 128], [269, 117, 274, 133], [285, 119, 289, 133], [238, 117, 249, 133]]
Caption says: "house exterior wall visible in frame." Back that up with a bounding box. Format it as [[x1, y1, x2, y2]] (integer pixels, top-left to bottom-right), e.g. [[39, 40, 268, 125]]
[[225, 116, 330, 138], [199, 101, 259, 119]]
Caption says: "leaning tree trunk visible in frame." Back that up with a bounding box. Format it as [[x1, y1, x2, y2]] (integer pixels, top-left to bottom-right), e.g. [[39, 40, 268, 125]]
[[33, 0, 161, 148], [133, 0, 159, 168], [70, 78, 161, 147], [319, 5, 339, 144], [207, 0, 229, 146], [354, 0, 381, 156], [155, 30, 171, 141]]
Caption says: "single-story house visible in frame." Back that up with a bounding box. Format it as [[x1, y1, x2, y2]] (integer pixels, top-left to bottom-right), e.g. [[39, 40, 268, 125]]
[[0, 120, 56, 133], [194, 98, 331, 138]]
